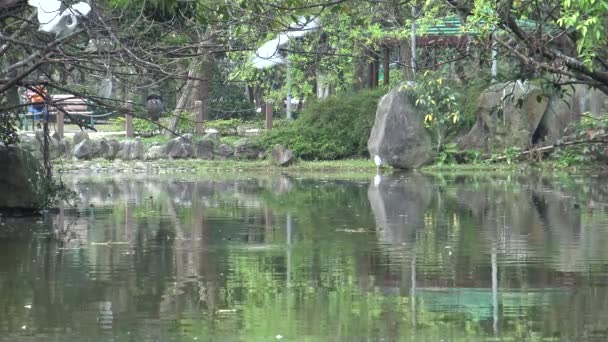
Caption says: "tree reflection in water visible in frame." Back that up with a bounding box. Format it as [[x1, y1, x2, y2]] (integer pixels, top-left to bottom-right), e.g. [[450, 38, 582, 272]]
[[1, 172, 608, 340]]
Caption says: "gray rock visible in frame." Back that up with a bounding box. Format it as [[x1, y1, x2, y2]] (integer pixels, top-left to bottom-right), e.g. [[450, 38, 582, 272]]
[[195, 139, 215, 159], [73, 139, 100, 159], [165, 136, 194, 158], [0, 145, 48, 210], [202, 132, 220, 145], [53, 137, 71, 159], [458, 81, 550, 151], [214, 143, 234, 159], [271, 144, 295, 166], [17, 135, 42, 159], [367, 84, 435, 169], [234, 138, 262, 160], [105, 139, 120, 159], [73, 131, 89, 146], [538, 84, 608, 144], [145, 145, 166, 160], [117, 139, 145, 160]]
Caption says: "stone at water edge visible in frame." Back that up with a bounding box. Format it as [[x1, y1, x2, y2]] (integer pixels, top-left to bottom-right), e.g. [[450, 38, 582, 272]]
[[117, 139, 145, 160], [145, 145, 166, 160], [105, 139, 121, 159], [195, 139, 215, 160], [73, 131, 90, 146], [214, 143, 234, 159], [73, 139, 101, 160], [234, 138, 262, 160], [165, 136, 194, 159], [271, 144, 295, 166], [367, 83, 436, 169], [0, 145, 48, 210], [202, 132, 220, 145]]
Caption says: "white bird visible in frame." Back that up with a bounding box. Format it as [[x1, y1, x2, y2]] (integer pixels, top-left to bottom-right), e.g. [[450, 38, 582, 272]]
[[28, 0, 91, 37], [374, 155, 383, 169], [252, 17, 320, 69]]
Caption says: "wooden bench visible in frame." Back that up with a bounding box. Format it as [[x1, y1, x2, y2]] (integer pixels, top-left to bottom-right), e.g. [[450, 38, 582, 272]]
[[49, 95, 93, 138]]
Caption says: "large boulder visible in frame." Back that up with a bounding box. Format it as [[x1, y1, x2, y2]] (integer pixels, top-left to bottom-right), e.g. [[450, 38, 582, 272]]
[[117, 139, 145, 160], [145, 145, 166, 160], [214, 143, 234, 159], [271, 144, 295, 166], [53, 137, 72, 159], [234, 138, 262, 160], [73, 139, 100, 159], [459, 81, 550, 151], [367, 84, 435, 169], [17, 134, 42, 159], [537, 84, 608, 144], [195, 139, 215, 159], [165, 136, 194, 158], [0, 145, 48, 210], [73, 131, 89, 146], [104, 139, 120, 159], [202, 132, 220, 145]]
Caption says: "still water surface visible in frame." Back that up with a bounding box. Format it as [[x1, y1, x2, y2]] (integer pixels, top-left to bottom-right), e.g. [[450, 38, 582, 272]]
[[2, 172, 608, 341]]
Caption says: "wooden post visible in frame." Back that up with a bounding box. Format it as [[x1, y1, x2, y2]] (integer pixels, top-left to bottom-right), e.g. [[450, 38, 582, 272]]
[[265, 103, 273, 130], [195, 100, 203, 134], [56, 110, 64, 139], [368, 61, 375, 88], [125, 101, 134, 138], [383, 47, 390, 86]]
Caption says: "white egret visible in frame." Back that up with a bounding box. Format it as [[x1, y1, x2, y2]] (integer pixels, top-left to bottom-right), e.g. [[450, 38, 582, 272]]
[[373, 155, 383, 187], [28, 0, 91, 37], [374, 155, 383, 169]]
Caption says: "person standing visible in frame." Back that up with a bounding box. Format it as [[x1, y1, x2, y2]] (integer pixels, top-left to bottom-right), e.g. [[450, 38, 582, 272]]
[[24, 84, 47, 129]]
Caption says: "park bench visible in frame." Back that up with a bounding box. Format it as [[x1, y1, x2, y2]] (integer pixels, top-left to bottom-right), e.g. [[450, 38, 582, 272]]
[[48, 95, 94, 138]]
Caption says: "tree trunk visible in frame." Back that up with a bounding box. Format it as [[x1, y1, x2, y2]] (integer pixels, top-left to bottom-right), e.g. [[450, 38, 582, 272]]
[[165, 68, 197, 136]]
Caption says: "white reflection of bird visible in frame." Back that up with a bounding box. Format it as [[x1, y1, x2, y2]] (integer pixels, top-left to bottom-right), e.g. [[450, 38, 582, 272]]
[[373, 155, 383, 187], [28, 0, 91, 37]]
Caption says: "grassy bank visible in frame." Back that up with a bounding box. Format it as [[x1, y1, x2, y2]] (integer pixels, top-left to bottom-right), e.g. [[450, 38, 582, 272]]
[[53, 157, 381, 176]]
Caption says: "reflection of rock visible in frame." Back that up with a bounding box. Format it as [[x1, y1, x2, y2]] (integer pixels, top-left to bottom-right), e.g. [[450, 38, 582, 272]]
[[272, 175, 293, 194], [367, 84, 435, 169], [454, 174, 582, 269], [368, 172, 432, 245]]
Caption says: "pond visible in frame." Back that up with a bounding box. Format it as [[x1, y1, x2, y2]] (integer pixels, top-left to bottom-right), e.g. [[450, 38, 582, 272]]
[[2, 171, 608, 341]]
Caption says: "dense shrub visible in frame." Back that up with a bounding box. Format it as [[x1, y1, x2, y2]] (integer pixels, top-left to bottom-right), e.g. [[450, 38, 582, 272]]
[[260, 89, 385, 160]]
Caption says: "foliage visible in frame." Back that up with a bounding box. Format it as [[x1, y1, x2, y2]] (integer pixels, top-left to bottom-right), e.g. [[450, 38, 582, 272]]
[[550, 114, 608, 166], [206, 118, 242, 135], [260, 88, 385, 160], [0, 112, 19, 145], [557, 0, 608, 68], [403, 69, 462, 150]]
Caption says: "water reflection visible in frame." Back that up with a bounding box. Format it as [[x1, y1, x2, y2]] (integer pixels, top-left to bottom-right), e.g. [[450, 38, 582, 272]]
[[1, 172, 608, 340]]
